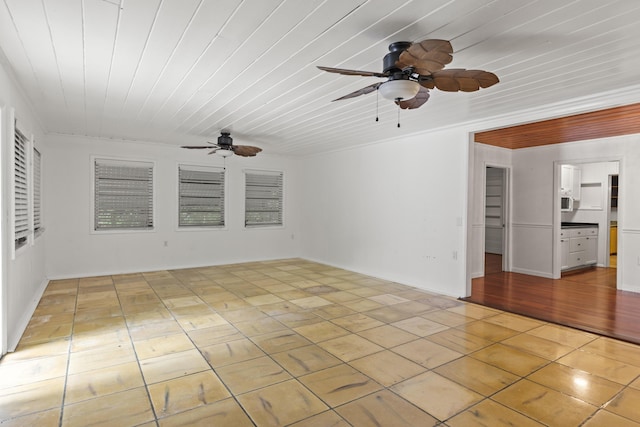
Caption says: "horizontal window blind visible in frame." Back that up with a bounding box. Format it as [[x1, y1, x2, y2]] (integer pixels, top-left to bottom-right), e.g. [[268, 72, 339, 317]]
[[14, 127, 29, 243], [33, 147, 42, 233], [245, 171, 283, 227], [179, 166, 225, 227], [94, 160, 153, 230]]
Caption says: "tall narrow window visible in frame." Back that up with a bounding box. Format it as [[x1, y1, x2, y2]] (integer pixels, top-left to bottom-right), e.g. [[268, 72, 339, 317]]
[[94, 159, 154, 230], [33, 147, 42, 234], [245, 171, 283, 227], [14, 126, 29, 248], [178, 166, 225, 227]]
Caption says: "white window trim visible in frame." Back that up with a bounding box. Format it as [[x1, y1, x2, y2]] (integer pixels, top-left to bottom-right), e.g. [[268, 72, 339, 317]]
[[176, 163, 227, 231], [91, 156, 156, 234], [243, 168, 284, 229]]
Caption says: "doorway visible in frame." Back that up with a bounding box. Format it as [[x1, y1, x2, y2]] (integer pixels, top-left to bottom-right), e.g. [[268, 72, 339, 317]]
[[555, 160, 619, 284], [484, 166, 507, 274]]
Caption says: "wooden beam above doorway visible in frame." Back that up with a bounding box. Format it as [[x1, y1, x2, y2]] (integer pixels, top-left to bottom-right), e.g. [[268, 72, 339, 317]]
[[474, 103, 640, 149]]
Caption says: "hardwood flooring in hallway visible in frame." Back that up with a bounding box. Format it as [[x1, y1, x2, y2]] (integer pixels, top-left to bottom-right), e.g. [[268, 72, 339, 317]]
[[466, 257, 640, 344]]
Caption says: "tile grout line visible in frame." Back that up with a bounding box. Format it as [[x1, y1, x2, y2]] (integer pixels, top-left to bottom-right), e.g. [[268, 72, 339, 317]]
[[112, 273, 162, 426], [165, 268, 260, 426], [57, 278, 80, 427]]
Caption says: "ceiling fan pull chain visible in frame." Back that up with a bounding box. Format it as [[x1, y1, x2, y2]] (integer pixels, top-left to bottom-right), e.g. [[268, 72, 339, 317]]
[[375, 89, 379, 122], [396, 99, 401, 128]]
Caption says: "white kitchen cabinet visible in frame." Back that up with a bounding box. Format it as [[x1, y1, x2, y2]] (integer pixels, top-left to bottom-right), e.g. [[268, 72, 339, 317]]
[[561, 165, 573, 195], [585, 235, 597, 264], [560, 164, 582, 200], [560, 234, 570, 270], [562, 226, 597, 271], [572, 167, 581, 200]]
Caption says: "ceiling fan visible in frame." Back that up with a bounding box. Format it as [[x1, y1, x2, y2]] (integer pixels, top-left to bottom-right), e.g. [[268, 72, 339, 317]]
[[318, 39, 499, 110], [181, 131, 262, 157]]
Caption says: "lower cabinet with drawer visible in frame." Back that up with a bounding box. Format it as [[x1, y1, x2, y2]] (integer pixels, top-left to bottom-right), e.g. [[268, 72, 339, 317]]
[[561, 227, 598, 271]]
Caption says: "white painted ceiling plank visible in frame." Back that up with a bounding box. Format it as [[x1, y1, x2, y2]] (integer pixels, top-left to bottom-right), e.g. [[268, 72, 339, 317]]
[[201, 0, 381, 135], [164, 0, 284, 126], [119, 0, 202, 117], [82, 0, 120, 136], [44, 0, 87, 135], [4, 0, 67, 129], [101, 0, 162, 120], [183, 0, 329, 134], [0, 1, 44, 118], [135, 0, 243, 122]]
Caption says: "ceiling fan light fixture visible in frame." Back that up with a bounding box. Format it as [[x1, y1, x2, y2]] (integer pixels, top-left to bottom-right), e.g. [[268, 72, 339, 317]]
[[378, 79, 420, 101], [216, 149, 233, 158]]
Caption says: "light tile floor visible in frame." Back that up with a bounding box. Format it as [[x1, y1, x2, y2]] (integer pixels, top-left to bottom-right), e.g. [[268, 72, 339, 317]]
[[1, 259, 640, 426]]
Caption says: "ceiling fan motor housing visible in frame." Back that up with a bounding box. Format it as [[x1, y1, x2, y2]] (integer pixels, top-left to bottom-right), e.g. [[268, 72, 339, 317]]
[[383, 41, 411, 73], [218, 132, 233, 147]]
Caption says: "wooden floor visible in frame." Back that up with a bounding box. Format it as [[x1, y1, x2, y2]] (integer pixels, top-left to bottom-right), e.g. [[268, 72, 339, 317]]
[[466, 254, 640, 345]]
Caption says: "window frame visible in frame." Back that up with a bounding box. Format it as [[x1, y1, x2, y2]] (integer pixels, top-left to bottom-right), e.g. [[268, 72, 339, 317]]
[[177, 164, 226, 230], [244, 169, 284, 228], [92, 157, 156, 233]]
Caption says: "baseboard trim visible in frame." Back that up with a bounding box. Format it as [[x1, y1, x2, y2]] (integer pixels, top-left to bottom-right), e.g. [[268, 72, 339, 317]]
[[511, 267, 554, 279]]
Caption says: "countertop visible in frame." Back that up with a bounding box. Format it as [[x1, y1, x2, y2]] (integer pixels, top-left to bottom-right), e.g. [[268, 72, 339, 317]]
[[561, 222, 599, 229]]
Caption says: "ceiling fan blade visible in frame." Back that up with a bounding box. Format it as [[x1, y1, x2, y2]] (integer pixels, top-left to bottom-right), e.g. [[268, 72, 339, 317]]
[[333, 82, 382, 101], [396, 39, 453, 75], [395, 87, 430, 109], [431, 69, 500, 92], [181, 145, 213, 149], [233, 145, 262, 157], [418, 75, 435, 89], [474, 70, 500, 88], [317, 66, 388, 78]]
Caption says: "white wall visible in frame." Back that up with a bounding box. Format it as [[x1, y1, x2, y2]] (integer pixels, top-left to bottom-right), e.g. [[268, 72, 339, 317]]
[[0, 58, 48, 353], [299, 128, 470, 298], [44, 135, 300, 279], [509, 146, 557, 277]]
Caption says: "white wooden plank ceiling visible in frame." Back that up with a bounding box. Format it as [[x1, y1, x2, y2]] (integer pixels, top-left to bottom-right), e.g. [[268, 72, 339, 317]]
[[1, 0, 640, 155]]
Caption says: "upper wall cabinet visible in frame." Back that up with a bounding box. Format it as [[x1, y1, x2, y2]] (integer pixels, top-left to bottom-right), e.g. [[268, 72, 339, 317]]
[[560, 164, 581, 200]]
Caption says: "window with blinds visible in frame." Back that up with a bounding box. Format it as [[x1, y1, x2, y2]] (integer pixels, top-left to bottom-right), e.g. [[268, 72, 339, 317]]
[[245, 171, 283, 227], [94, 160, 154, 230], [33, 147, 42, 234], [14, 126, 29, 247], [178, 166, 225, 227]]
